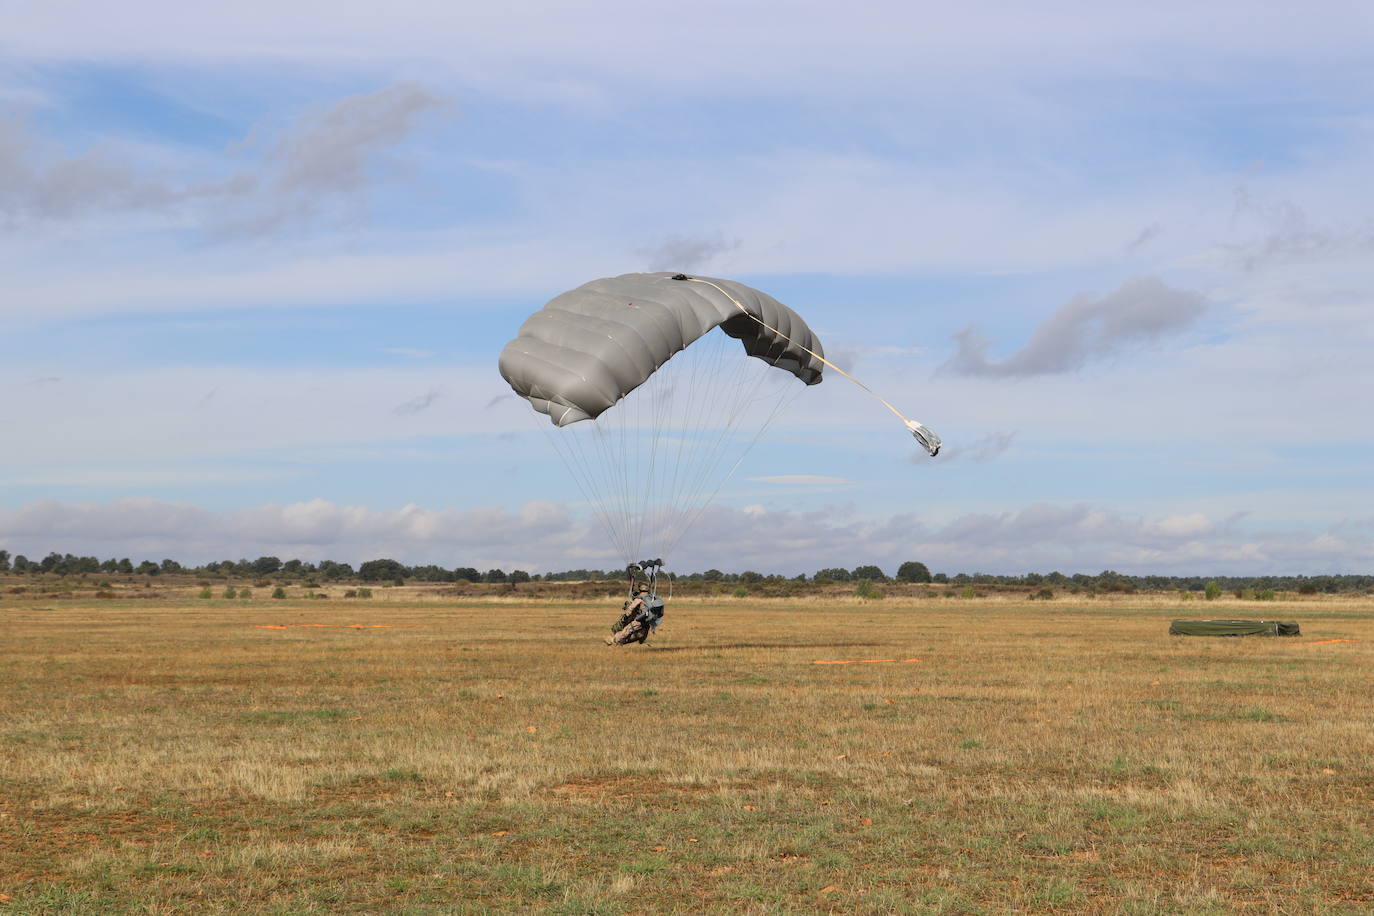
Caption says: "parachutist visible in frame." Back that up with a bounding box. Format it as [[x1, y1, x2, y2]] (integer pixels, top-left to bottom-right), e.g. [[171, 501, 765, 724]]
[[606, 582, 664, 645]]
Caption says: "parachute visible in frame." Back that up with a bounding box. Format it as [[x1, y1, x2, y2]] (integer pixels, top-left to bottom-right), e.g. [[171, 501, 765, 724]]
[[500, 273, 824, 427], [500, 272, 938, 565]]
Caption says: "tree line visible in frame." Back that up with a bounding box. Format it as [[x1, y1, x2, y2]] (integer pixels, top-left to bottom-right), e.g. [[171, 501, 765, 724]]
[[0, 550, 1369, 593]]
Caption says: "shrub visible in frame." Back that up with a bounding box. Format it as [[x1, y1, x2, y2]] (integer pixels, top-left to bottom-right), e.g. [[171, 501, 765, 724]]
[[238, 588, 252, 599], [1179, 590, 1193, 601], [95, 589, 116, 599], [344, 589, 358, 599], [1297, 583, 1318, 595], [732, 586, 748, 598], [1204, 581, 1221, 601], [357, 588, 373, 599], [961, 585, 975, 599], [271, 586, 286, 600], [1034, 586, 1054, 600], [198, 587, 213, 599], [1257, 588, 1276, 601], [223, 586, 237, 599], [854, 579, 884, 600]]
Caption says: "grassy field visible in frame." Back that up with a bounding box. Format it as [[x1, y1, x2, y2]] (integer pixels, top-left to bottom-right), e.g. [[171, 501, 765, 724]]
[[3, 591, 1372, 914]]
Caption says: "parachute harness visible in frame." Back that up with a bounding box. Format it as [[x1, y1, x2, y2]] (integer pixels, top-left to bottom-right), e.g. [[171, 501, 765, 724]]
[[674, 275, 941, 456]]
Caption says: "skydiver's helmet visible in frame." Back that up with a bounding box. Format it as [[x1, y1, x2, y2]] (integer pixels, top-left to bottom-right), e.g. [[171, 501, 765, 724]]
[[636, 584, 650, 595]]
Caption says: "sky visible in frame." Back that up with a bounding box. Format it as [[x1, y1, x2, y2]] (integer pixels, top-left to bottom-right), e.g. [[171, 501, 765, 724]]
[[3, 1, 1373, 576]]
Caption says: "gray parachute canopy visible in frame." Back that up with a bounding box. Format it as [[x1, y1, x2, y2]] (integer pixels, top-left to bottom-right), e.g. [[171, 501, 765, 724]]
[[499, 272, 825, 426]]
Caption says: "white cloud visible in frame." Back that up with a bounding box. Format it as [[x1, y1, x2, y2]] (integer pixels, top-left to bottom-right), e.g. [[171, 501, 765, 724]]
[[3, 496, 1370, 576]]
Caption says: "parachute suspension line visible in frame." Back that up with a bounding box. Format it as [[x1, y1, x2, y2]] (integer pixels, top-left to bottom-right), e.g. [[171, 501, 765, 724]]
[[662, 331, 788, 559], [664, 331, 742, 547], [662, 333, 752, 546], [681, 276, 941, 456], [656, 328, 726, 556], [664, 376, 803, 560], [539, 414, 628, 561]]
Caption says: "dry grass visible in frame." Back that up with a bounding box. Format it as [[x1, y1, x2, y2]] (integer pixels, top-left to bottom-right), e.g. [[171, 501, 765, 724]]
[[2, 592, 1372, 914]]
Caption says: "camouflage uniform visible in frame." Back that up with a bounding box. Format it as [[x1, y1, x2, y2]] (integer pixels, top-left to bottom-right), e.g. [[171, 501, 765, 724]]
[[606, 590, 650, 645]]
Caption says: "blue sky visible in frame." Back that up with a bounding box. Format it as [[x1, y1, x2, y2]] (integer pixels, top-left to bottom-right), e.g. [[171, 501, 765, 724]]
[[3, 1, 1372, 575]]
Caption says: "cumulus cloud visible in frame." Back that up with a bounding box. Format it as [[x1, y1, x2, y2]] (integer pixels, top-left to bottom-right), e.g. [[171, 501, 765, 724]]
[[942, 276, 1206, 377], [0, 83, 445, 233], [0, 497, 595, 572], [2, 496, 1369, 576], [637, 232, 740, 272]]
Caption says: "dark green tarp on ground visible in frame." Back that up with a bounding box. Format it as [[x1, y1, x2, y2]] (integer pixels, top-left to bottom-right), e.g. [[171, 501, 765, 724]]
[[1170, 619, 1300, 636]]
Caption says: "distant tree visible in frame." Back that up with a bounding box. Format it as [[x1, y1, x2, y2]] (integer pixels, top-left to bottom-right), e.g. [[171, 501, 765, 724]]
[[851, 565, 887, 582], [40, 552, 62, 573], [282, 559, 303, 575], [702, 569, 723, 581], [13, 555, 31, 573], [739, 570, 763, 584], [319, 560, 354, 580], [359, 559, 405, 582], [453, 567, 481, 583], [253, 556, 282, 576], [0, 550, 9, 572], [1204, 580, 1222, 601], [1045, 571, 1068, 586], [932, 572, 948, 584], [117, 558, 133, 574], [160, 559, 182, 574], [895, 561, 932, 583], [815, 568, 850, 582], [509, 569, 531, 583], [1024, 572, 1043, 586], [484, 569, 507, 583], [136, 560, 160, 576]]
